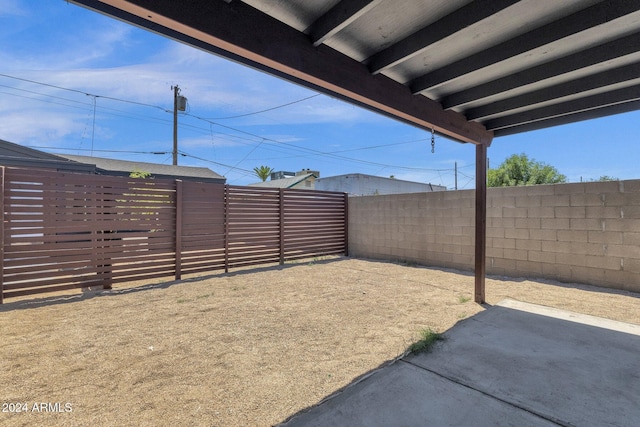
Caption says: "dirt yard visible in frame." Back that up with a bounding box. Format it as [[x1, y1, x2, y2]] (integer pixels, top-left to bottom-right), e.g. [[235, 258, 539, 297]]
[[1, 256, 639, 426]]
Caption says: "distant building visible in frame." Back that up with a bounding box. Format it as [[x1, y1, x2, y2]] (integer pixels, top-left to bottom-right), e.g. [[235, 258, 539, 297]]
[[0, 139, 225, 184], [270, 170, 296, 180], [58, 154, 225, 184], [316, 173, 445, 196], [249, 169, 319, 189], [0, 138, 95, 173]]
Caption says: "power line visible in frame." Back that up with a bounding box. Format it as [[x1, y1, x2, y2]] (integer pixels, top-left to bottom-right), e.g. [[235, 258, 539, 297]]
[[28, 144, 255, 178], [187, 112, 455, 172], [0, 80, 173, 127], [0, 84, 91, 107], [27, 146, 170, 155], [203, 94, 320, 119], [2, 78, 300, 165], [178, 150, 254, 176], [0, 73, 169, 112], [1, 73, 431, 171], [223, 138, 266, 176], [2, 74, 311, 160], [2, 72, 465, 177]]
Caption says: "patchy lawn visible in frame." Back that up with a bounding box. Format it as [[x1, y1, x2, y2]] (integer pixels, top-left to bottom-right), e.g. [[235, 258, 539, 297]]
[[1, 257, 639, 426]]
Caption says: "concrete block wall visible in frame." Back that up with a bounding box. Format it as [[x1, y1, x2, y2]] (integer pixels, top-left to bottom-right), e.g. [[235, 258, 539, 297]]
[[348, 180, 640, 293]]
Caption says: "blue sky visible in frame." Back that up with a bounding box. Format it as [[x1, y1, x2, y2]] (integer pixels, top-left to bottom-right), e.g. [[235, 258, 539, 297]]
[[1, 0, 638, 188]]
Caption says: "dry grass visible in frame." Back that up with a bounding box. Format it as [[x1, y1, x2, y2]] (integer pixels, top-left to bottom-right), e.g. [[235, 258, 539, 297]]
[[1, 256, 639, 426]]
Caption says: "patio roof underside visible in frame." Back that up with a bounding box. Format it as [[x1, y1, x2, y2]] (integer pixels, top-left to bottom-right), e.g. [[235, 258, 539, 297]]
[[70, 0, 640, 146]]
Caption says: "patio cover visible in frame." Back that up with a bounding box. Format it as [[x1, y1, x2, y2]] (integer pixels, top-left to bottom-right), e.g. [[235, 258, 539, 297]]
[[68, 0, 640, 302]]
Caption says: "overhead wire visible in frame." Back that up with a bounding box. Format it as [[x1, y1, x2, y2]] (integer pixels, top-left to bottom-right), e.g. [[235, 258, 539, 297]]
[[203, 94, 321, 119], [0, 84, 92, 108], [0, 73, 430, 171], [0, 74, 332, 164], [0, 73, 168, 112], [193, 95, 466, 181], [26, 144, 256, 179], [2, 72, 467, 181], [27, 146, 170, 155], [8, 79, 322, 169], [177, 150, 255, 176], [187, 111, 457, 173], [0, 83, 174, 128]]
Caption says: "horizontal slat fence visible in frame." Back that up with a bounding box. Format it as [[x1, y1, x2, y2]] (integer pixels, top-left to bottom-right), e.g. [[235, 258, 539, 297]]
[[179, 181, 226, 275], [0, 167, 347, 302], [227, 186, 282, 269], [283, 189, 348, 260]]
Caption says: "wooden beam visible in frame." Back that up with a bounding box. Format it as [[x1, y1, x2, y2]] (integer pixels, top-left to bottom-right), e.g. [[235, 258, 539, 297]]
[[69, 0, 493, 145], [411, 0, 640, 94], [367, 0, 519, 75], [484, 84, 640, 131], [307, 0, 382, 47], [466, 62, 640, 121], [475, 144, 487, 304], [493, 99, 640, 137], [442, 32, 640, 109]]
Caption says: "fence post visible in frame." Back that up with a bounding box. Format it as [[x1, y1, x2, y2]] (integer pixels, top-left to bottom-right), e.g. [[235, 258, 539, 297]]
[[343, 192, 349, 257], [279, 189, 285, 265], [175, 180, 183, 280], [0, 167, 4, 303], [224, 184, 229, 273], [97, 185, 112, 290]]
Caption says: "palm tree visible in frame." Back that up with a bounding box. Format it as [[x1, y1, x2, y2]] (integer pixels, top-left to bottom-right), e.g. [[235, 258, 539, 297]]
[[253, 165, 274, 182]]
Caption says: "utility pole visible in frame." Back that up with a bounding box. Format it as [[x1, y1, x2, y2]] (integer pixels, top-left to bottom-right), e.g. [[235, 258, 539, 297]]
[[455, 161, 458, 190], [172, 85, 180, 165], [171, 85, 187, 165]]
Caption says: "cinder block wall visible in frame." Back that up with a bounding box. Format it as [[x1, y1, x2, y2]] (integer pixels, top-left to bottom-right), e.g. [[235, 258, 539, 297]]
[[348, 180, 640, 292]]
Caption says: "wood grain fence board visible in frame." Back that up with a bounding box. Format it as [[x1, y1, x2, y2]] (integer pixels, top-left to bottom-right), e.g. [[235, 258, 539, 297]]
[[0, 167, 4, 304], [3, 274, 108, 291], [4, 281, 106, 299], [343, 192, 349, 256], [1, 168, 346, 302], [175, 180, 183, 280]]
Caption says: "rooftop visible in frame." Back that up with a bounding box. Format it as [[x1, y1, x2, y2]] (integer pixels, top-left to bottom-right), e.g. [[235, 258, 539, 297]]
[[58, 154, 225, 182], [249, 172, 317, 189]]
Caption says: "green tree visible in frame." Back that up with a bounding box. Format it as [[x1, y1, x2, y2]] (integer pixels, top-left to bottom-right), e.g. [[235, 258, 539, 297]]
[[488, 154, 566, 187], [594, 175, 618, 182], [253, 165, 274, 182], [129, 169, 151, 179]]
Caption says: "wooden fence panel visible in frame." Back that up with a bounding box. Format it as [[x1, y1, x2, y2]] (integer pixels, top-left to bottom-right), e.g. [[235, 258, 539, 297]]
[[282, 189, 347, 260], [226, 186, 281, 268], [179, 181, 226, 275], [1, 168, 176, 299], [0, 167, 347, 302]]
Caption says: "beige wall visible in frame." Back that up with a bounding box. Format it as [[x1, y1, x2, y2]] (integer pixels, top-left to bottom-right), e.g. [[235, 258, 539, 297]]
[[348, 180, 640, 293]]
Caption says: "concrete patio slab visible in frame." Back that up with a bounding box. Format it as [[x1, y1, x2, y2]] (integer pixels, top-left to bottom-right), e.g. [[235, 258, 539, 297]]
[[281, 299, 640, 426]]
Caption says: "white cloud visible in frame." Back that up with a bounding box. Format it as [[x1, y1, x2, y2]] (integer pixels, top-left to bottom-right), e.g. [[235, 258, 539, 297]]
[[0, 110, 84, 144]]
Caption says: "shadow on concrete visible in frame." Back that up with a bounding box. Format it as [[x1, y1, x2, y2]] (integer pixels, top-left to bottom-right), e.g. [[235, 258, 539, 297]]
[[280, 299, 640, 426]]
